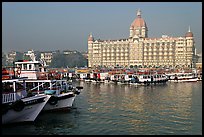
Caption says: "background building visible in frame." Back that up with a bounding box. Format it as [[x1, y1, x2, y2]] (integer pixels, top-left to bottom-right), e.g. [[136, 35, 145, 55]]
[[88, 9, 196, 69], [6, 51, 16, 64], [40, 51, 57, 65]]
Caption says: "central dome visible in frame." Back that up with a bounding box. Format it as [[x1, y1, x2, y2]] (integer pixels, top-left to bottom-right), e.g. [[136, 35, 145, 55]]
[[130, 9, 147, 29]]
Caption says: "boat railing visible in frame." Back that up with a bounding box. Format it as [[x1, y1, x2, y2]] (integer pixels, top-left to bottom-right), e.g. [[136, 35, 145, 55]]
[[29, 82, 46, 92], [2, 93, 17, 104]]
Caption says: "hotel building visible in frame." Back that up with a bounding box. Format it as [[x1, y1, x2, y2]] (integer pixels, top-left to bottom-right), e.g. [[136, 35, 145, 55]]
[[88, 9, 196, 69]]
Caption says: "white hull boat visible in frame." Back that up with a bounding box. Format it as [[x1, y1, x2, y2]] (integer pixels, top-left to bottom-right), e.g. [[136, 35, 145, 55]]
[[21, 79, 82, 111], [43, 92, 76, 111], [2, 91, 50, 124]]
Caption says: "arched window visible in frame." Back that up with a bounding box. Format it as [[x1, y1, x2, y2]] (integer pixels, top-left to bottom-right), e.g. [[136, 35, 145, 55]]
[[134, 65, 137, 69]]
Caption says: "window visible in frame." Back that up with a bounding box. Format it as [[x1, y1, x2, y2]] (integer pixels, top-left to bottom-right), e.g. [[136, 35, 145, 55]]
[[23, 64, 27, 70], [29, 64, 32, 70]]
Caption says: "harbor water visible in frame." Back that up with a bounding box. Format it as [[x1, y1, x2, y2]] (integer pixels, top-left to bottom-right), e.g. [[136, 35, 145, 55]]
[[2, 81, 202, 135]]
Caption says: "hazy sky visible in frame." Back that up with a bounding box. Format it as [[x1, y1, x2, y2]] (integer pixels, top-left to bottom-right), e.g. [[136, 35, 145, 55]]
[[2, 2, 202, 54]]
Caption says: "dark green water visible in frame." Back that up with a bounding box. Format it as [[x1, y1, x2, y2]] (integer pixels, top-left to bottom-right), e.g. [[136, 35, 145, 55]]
[[2, 81, 202, 135]]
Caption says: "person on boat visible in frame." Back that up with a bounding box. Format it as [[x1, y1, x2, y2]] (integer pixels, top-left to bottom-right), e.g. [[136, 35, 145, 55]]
[[151, 76, 153, 82], [174, 74, 178, 81]]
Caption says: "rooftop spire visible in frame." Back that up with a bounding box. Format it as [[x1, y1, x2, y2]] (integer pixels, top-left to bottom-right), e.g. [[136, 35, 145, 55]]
[[88, 32, 94, 41], [137, 9, 141, 17], [188, 26, 191, 32]]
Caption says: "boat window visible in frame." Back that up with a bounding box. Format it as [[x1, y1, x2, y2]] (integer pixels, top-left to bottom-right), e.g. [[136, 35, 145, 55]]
[[23, 64, 27, 70], [29, 64, 32, 70], [2, 82, 13, 93], [16, 83, 24, 91], [34, 64, 39, 70]]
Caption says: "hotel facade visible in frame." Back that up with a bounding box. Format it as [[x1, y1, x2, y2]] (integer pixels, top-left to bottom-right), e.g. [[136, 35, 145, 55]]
[[88, 10, 196, 69]]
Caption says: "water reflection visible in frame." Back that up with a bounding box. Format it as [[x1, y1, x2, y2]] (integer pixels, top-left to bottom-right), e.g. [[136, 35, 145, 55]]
[[2, 81, 202, 135], [77, 81, 201, 135]]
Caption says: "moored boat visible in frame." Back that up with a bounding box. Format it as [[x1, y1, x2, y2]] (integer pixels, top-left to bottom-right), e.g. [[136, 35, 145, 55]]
[[167, 73, 198, 82], [19, 79, 83, 111], [11, 51, 83, 111], [130, 74, 168, 85], [2, 78, 51, 124]]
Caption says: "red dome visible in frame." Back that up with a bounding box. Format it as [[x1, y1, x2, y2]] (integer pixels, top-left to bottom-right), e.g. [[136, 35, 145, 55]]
[[131, 17, 147, 28], [130, 9, 147, 29], [185, 32, 193, 37]]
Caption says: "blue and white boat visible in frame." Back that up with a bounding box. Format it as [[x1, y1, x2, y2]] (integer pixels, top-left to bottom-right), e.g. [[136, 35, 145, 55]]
[[20, 79, 83, 111], [2, 78, 51, 124]]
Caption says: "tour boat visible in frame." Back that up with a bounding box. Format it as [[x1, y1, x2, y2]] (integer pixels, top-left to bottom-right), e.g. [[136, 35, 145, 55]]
[[130, 74, 168, 85], [14, 59, 48, 80], [2, 78, 51, 124], [13, 57, 83, 111], [167, 73, 198, 82], [19, 79, 83, 111]]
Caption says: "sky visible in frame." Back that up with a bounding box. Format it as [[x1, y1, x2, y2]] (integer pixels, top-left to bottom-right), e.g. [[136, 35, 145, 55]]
[[2, 2, 202, 54]]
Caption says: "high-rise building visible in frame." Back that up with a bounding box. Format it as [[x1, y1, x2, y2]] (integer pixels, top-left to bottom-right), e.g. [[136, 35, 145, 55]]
[[88, 9, 196, 69]]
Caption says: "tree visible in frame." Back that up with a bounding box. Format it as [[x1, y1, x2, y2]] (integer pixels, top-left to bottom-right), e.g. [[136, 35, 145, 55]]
[[23, 55, 32, 60], [49, 51, 88, 68], [49, 52, 66, 68], [14, 52, 24, 61]]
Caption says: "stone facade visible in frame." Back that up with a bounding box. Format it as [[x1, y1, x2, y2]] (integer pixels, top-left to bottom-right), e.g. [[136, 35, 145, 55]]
[[88, 9, 196, 69]]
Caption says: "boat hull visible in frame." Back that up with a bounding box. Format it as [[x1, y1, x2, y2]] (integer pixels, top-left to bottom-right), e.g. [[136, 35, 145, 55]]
[[168, 78, 198, 82], [43, 92, 76, 111], [2, 94, 50, 124]]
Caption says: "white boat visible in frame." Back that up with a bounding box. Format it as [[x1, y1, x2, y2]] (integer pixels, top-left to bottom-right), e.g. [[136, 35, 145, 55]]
[[197, 73, 202, 81], [167, 73, 198, 82], [13, 52, 82, 111], [117, 81, 127, 85], [20, 79, 82, 111], [14, 59, 48, 80], [104, 80, 115, 84], [84, 78, 92, 82], [130, 74, 168, 85], [13, 50, 48, 80], [2, 78, 51, 124]]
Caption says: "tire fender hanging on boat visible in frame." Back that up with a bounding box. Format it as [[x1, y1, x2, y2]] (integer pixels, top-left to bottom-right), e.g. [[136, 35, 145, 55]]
[[48, 96, 58, 105], [12, 100, 25, 112]]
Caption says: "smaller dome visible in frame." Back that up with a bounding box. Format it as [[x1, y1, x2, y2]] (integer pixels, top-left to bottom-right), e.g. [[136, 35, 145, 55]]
[[185, 26, 193, 37], [88, 34, 94, 41], [185, 32, 193, 37]]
